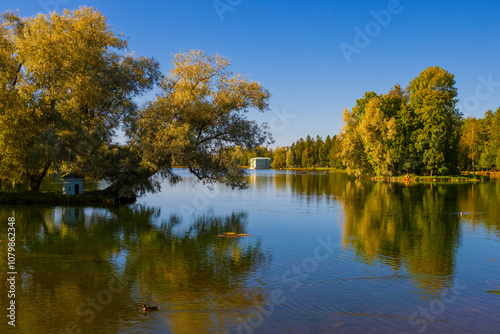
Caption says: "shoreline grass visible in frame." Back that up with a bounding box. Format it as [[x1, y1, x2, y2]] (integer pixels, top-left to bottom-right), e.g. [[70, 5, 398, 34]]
[[282, 167, 347, 172], [370, 174, 489, 182]]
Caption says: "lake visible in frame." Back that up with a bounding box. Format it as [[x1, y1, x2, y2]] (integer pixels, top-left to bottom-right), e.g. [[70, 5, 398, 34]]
[[1, 170, 499, 333]]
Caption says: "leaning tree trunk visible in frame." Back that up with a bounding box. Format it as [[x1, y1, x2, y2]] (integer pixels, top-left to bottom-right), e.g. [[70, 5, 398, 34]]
[[27, 162, 52, 191], [28, 178, 43, 191]]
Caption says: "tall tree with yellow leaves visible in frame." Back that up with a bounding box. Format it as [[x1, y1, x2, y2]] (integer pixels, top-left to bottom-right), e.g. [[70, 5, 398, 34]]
[[135, 50, 272, 190], [0, 7, 160, 190]]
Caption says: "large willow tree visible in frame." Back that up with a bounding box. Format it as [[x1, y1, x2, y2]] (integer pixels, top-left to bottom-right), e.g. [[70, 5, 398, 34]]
[[1, 9, 272, 195], [0, 7, 160, 191], [134, 50, 272, 190]]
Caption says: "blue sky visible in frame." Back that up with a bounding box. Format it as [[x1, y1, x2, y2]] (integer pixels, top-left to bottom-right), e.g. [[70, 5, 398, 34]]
[[3, 0, 500, 147]]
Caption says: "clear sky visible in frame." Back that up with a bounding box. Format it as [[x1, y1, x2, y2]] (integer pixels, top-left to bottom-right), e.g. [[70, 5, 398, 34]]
[[3, 0, 500, 147]]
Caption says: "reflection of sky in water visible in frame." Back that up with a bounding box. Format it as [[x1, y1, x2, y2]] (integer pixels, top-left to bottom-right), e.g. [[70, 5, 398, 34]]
[[53, 206, 117, 227], [1, 171, 499, 333], [108, 248, 129, 274], [138, 169, 344, 230]]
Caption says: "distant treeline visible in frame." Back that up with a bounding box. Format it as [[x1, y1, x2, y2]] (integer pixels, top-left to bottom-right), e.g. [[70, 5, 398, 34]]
[[234, 135, 343, 169], [236, 67, 500, 175]]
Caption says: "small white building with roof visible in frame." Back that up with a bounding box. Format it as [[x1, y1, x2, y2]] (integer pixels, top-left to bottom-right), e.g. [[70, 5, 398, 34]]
[[250, 157, 271, 169]]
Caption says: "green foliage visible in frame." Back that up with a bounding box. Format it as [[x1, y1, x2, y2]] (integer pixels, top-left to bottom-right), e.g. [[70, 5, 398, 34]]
[[496, 150, 500, 169], [1, 9, 272, 197], [136, 50, 272, 189], [340, 107, 373, 176], [286, 149, 295, 167], [80, 144, 161, 198], [352, 91, 380, 120], [358, 98, 397, 175], [226, 133, 344, 170], [459, 117, 484, 171], [476, 108, 500, 170], [0, 7, 160, 192], [278, 134, 343, 169], [341, 67, 465, 177], [271, 147, 286, 169], [409, 66, 461, 176]]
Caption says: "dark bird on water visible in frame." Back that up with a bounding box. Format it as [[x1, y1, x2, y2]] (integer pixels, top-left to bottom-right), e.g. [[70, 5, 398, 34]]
[[142, 304, 160, 311]]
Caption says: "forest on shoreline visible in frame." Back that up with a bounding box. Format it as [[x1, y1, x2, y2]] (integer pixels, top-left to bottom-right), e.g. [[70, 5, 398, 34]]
[[1, 8, 499, 201], [236, 68, 500, 177], [0, 8, 272, 197]]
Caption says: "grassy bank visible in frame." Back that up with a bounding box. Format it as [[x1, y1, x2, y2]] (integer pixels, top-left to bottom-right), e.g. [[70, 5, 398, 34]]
[[461, 171, 500, 180], [282, 167, 347, 172], [0, 190, 128, 205], [371, 174, 489, 182]]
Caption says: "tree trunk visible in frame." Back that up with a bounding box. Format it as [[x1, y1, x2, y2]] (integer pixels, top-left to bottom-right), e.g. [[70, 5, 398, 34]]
[[27, 162, 51, 191], [29, 178, 42, 191]]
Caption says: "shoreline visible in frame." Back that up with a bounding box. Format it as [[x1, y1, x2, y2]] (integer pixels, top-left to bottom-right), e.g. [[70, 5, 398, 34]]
[[1, 170, 496, 205], [370, 174, 490, 182], [0, 190, 134, 205]]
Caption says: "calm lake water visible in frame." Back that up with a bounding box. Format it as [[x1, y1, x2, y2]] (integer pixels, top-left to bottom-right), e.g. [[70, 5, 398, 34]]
[[1, 170, 499, 333]]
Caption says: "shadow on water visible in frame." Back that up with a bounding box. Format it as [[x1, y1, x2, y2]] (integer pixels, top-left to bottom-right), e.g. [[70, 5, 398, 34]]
[[0, 205, 271, 333], [266, 173, 500, 296], [341, 181, 461, 296], [1, 172, 499, 333]]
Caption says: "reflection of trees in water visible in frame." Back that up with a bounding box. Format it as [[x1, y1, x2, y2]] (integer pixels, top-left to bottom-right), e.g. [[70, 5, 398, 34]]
[[127, 210, 269, 294], [0, 205, 134, 333], [271, 172, 349, 203], [0, 205, 269, 333], [342, 181, 462, 295], [270, 172, 500, 295], [128, 211, 270, 333], [457, 182, 500, 236]]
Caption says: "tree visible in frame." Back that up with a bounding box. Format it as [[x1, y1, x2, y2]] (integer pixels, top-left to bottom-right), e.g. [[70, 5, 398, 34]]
[[459, 117, 484, 171], [135, 50, 272, 189], [294, 139, 305, 167], [301, 148, 308, 167], [381, 84, 410, 174], [0, 8, 160, 191], [301, 137, 314, 167], [496, 150, 500, 170], [286, 148, 295, 167], [340, 108, 373, 176], [328, 135, 343, 168], [236, 146, 249, 167], [352, 91, 380, 119], [255, 146, 273, 158], [340, 68, 462, 177], [80, 144, 161, 198], [314, 135, 323, 166], [320, 135, 331, 166], [340, 91, 384, 176], [408, 67, 461, 176], [395, 104, 418, 174], [358, 98, 397, 176], [478, 108, 500, 170], [271, 147, 286, 169]]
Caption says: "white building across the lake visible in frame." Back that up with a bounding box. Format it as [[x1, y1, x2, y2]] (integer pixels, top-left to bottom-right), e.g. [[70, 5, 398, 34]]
[[250, 157, 271, 169]]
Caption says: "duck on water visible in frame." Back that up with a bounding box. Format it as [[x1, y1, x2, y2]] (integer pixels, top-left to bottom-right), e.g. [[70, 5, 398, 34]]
[[142, 304, 160, 312]]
